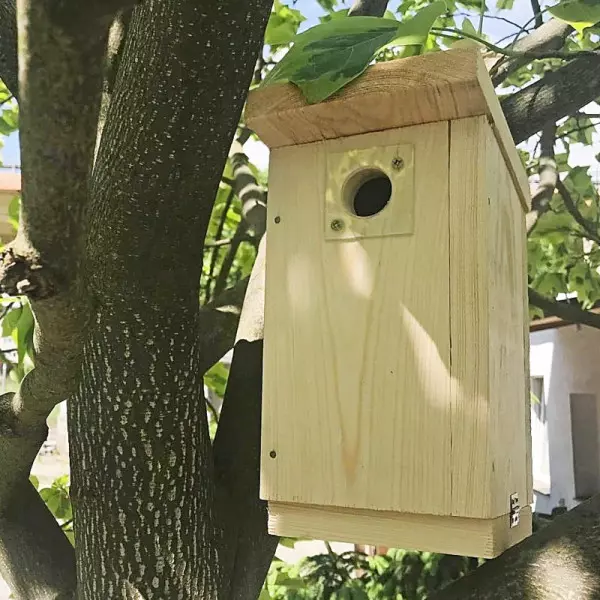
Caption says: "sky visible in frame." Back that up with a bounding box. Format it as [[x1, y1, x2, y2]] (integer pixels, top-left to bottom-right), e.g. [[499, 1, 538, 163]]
[[1, 1, 598, 177]]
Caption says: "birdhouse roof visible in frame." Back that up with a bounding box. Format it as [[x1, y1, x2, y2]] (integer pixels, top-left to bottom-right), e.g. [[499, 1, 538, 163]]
[[245, 47, 530, 210]]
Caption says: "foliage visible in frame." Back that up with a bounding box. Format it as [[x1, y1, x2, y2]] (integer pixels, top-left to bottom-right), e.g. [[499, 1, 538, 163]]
[[1, 0, 600, 597], [262, 2, 447, 103], [262, 548, 480, 599], [30, 474, 74, 546], [549, 0, 600, 32]]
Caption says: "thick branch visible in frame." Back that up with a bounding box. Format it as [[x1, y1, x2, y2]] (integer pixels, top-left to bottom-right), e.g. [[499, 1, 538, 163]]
[[433, 494, 600, 599], [0, 1, 133, 598], [527, 122, 557, 234], [229, 138, 267, 237], [198, 277, 250, 373], [503, 54, 600, 144], [213, 238, 277, 599], [0, 480, 76, 600], [0, 0, 17, 98], [529, 288, 600, 329], [491, 19, 573, 87]]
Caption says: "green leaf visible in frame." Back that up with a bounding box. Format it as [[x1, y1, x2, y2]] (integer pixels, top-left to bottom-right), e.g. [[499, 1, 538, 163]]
[[320, 9, 350, 23], [279, 536, 297, 548], [461, 17, 478, 35], [548, 0, 600, 32], [2, 305, 21, 337], [318, 0, 338, 10], [265, 3, 306, 46], [258, 588, 272, 600], [263, 2, 447, 103], [497, 0, 515, 8], [15, 301, 34, 367], [29, 475, 39, 489], [204, 361, 230, 398], [8, 194, 19, 225], [64, 529, 75, 547]]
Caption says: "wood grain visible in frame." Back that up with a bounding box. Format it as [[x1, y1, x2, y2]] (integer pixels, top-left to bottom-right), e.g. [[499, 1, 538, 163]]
[[268, 502, 533, 559], [261, 122, 452, 516], [485, 122, 531, 516], [448, 116, 531, 522], [449, 116, 491, 518], [246, 48, 529, 210]]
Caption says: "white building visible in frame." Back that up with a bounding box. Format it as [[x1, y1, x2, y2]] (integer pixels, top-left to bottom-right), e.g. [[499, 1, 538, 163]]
[[530, 314, 600, 515]]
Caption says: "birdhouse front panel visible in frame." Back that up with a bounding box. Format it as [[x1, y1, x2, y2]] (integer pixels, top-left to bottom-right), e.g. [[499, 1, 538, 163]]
[[247, 47, 532, 558], [262, 121, 453, 517]]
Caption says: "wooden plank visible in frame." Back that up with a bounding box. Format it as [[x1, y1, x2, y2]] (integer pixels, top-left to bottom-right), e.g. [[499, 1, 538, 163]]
[[268, 502, 533, 559], [485, 122, 531, 516], [474, 56, 530, 212], [261, 122, 453, 516], [247, 49, 484, 147], [246, 47, 529, 210], [449, 116, 492, 518]]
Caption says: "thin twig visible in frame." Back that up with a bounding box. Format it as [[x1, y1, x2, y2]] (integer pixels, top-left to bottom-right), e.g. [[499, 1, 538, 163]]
[[205, 187, 235, 304], [433, 27, 594, 61], [205, 396, 219, 424], [531, 0, 543, 29], [212, 222, 249, 299]]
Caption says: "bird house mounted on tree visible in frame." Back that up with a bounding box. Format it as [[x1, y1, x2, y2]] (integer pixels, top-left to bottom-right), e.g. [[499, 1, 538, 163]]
[[245, 47, 533, 559]]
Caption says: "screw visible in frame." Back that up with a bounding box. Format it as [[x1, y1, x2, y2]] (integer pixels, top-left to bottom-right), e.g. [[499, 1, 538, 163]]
[[330, 219, 344, 232], [392, 157, 404, 171], [269, 450, 277, 459], [274, 216, 281, 224]]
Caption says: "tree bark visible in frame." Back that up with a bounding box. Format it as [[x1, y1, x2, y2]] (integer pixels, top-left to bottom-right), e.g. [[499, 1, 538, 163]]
[[0, 0, 17, 98], [0, 0, 131, 596], [0, 0, 598, 598], [504, 54, 600, 145], [68, 0, 271, 597], [432, 495, 600, 600]]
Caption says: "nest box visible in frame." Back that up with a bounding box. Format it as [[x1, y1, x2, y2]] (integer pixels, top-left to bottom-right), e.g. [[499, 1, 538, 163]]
[[246, 47, 533, 558]]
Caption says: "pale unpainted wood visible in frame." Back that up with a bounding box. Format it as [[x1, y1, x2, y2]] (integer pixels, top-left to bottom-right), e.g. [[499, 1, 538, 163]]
[[485, 123, 531, 517], [449, 116, 492, 518], [324, 143, 414, 241], [474, 57, 531, 212], [246, 48, 530, 210], [267, 502, 533, 559], [261, 122, 453, 516], [448, 116, 531, 527]]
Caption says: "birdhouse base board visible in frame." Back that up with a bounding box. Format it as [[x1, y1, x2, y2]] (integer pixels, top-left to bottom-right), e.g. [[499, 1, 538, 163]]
[[267, 502, 532, 559]]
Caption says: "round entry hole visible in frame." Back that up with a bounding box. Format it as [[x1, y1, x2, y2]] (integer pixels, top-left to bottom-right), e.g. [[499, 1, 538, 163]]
[[345, 169, 392, 218]]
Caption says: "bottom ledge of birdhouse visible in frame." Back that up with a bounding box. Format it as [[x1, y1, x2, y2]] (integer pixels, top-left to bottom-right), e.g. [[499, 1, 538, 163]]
[[267, 501, 532, 559]]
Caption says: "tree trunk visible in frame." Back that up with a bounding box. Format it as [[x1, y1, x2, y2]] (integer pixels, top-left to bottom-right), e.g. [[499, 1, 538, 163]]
[[67, 0, 270, 597]]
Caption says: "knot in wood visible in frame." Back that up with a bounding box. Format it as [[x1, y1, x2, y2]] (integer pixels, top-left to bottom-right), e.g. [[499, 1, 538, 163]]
[[0, 248, 55, 300]]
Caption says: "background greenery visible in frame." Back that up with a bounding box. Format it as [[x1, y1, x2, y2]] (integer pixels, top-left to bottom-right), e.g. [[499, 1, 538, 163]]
[[1, 0, 598, 597]]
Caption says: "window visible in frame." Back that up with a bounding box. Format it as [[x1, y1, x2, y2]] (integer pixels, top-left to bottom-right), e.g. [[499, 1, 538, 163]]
[[530, 376, 550, 495], [531, 377, 546, 423]]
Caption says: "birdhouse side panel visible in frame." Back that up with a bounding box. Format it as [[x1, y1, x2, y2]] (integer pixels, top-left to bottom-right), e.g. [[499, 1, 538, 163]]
[[485, 123, 531, 517], [261, 123, 454, 516], [449, 116, 494, 518]]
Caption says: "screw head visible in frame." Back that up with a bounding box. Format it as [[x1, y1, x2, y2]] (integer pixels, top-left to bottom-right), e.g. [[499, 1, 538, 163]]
[[269, 450, 277, 459], [330, 219, 344, 232], [274, 216, 281, 224], [392, 157, 404, 171]]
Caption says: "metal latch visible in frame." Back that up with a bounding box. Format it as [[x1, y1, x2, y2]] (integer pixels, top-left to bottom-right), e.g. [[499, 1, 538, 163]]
[[510, 493, 520, 528]]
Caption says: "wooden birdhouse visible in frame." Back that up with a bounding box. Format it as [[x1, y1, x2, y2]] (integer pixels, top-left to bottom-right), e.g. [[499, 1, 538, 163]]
[[245, 47, 533, 559]]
